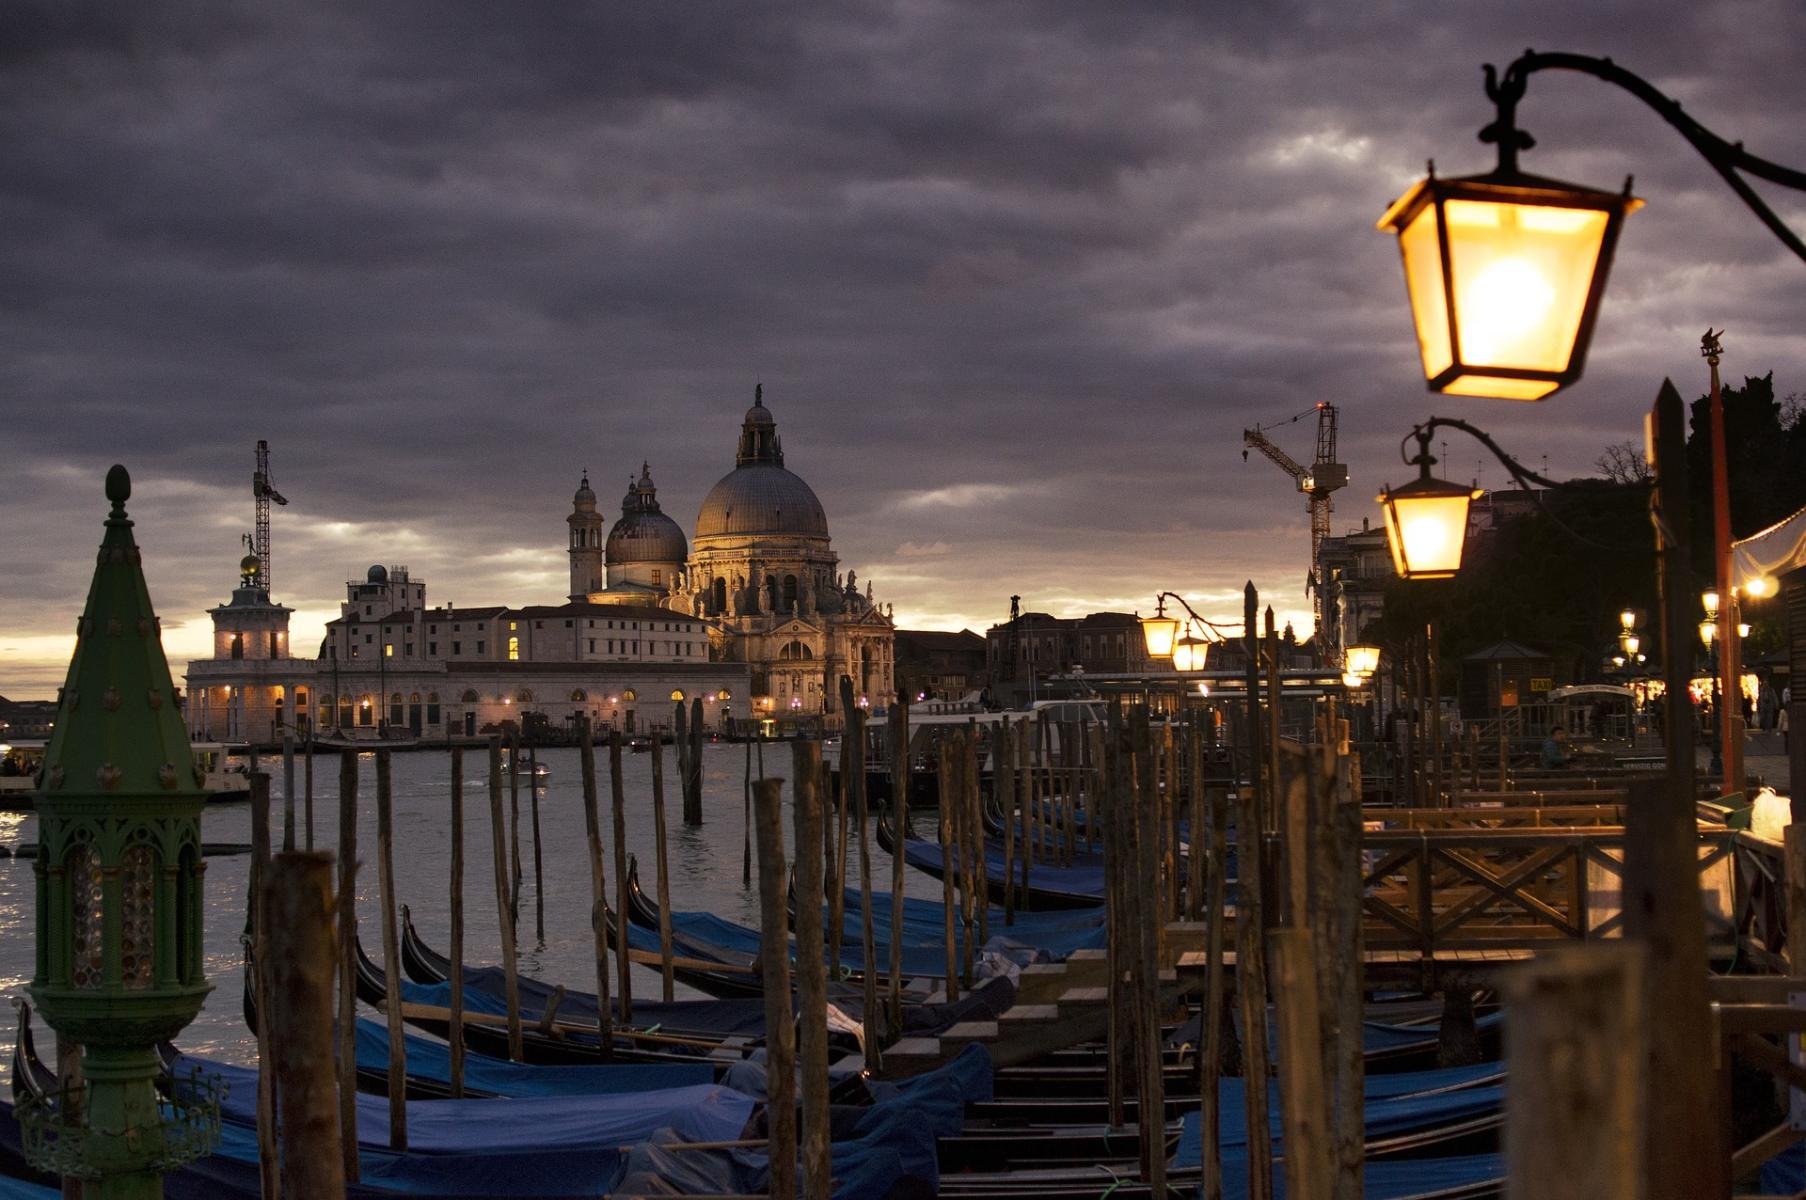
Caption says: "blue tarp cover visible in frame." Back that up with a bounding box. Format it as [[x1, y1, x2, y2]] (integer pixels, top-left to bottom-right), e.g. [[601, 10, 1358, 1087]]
[[184, 1054, 753, 1153], [353, 1018, 714, 1096], [1174, 1080, 1504, 1166], [410, 963, 774, 1037]]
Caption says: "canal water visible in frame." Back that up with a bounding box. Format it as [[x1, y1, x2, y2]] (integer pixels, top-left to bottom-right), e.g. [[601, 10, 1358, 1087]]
[[0, 743, 941, 1080]]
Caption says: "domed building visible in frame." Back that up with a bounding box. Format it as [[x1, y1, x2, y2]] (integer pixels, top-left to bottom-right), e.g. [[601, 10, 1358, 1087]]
[[675, 388, 894, 719], [567, 386, 896, 721]]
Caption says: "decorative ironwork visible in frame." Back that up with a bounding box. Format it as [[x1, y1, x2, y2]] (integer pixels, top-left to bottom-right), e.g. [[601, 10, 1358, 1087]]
[[16, 1067, 225, 1179]]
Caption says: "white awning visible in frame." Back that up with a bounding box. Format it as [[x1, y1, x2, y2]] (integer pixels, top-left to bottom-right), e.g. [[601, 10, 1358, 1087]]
[[1733, 504, 1806, 588]]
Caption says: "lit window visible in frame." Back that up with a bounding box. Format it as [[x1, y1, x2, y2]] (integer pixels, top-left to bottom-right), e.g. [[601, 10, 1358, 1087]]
[[385, 644, 394, 657], [670, 689, 685, 702], [622, 688, 637, 701], [507, 636, 519, 661], [509, 621, 517, 631]]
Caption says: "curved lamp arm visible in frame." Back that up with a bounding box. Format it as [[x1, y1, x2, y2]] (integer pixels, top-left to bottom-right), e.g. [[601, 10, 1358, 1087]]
[[1150, 592, 1245, 641], [1482, 50, 1806, 260], [1400, 416, 1652, 555]]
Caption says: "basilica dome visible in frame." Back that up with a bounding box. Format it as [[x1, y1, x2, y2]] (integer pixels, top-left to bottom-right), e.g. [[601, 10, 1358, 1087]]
[[693, 390, 829, 540], [607, 464, 688, 564], [695, 465, 829, 539]]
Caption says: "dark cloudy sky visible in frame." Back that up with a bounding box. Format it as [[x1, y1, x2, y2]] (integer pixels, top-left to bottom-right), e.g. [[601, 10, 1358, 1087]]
[[3, 1, 1803, 696]]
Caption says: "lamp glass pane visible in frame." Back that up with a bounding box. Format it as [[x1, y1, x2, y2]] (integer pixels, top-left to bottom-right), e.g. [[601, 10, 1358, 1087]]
[[1444, 199, 1609, 374], [1390, 491, 1473, 577], [1443, 375, 1561, 400], [1141, 615, 1178, 657], [1174, 638, 1208, 672], [1346, 645, 1381, 675], [1398, 205, 1452, 380]]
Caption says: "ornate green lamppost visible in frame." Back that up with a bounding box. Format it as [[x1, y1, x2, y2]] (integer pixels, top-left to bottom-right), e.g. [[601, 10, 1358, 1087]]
[[24, 466, 219, 1197]]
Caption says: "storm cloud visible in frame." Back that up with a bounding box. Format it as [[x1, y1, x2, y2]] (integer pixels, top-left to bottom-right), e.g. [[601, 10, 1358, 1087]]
[[2, 0, 1802, 693]]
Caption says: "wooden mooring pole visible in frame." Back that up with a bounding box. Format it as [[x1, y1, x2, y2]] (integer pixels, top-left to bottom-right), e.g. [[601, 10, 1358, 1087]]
[[937, 738, 961, 1002], [508, 732, 522, 925], [752, 777, 797, 1200], [335, 751, 360, 1183], [448, 747, 466, 1096], [1502, 944, 1648, 1199], [842, 680, 882, 1066], [264, 851, 346, 1200], [529, 740, 545, 945], [487, 737, 524, 1061], [250, 772, 280, 1200], [375, 750, 407, 1149], [791, 741, 832, 1200], [282, 732, 297, 852], [579, 717, 614, 1058], [887, 696, 910, 1028], [610, 729, 634, 1020], [651, 730, 677, 1003]]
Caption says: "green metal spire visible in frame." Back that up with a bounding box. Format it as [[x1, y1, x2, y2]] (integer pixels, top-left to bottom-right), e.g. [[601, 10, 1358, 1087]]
[[26, 466, 217, 1199], [40, 465, 204, 803]]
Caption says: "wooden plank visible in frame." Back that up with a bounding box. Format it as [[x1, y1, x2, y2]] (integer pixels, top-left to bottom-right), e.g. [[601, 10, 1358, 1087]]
[[1501, 942, 1647, 1199]]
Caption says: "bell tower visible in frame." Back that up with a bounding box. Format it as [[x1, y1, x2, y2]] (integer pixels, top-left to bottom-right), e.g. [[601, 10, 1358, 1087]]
[[567, 471, 604, 600]]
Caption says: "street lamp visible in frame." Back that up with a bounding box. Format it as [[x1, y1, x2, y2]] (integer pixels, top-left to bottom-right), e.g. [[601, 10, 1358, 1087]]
[[1379, 416, 1615, 584], [1139, 599, 1179, 658], [1140, 592, 1237, 667], [1702, 590, 1721, 621], [1619, 632, 1640, 657], [1377, 429, 1483, 580], [1172, 624, 1210, 673], [1380, 51, 1806, 402], [1698, 619, 1717, 648], [1346, 644, 1382, 677], [1619, 608, 1638, 632]]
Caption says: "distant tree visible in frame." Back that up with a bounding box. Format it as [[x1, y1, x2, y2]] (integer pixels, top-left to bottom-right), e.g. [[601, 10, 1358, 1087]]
[[1595, 440, 1653, 485]]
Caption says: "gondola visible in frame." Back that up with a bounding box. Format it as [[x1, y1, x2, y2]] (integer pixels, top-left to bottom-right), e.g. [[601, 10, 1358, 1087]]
[[876, 805, 1105, 910], [399, 906, 782, 1040], [618, 855, 937, 1003], [350, 933, 746, 1068]]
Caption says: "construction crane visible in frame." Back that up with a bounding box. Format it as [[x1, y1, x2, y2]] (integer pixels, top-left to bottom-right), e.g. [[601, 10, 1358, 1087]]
[[1241, 403, 1346, 654], [252, 439, 288, 593]]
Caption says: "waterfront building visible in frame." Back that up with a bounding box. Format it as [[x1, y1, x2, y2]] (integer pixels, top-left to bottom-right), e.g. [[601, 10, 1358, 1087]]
[[186, 558, 745, 742], [895, 629, 989, 702], [1317, 518, 1395, 654], [183, 388, 892, 740]]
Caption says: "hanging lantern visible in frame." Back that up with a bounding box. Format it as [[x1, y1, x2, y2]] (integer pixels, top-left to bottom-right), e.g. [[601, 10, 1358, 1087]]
[[1619, 632, 1641, 656], [1618, 608, 1638, 631], [1345, 645, 1382, 677], [1341, 671, 1367, 689], [1378, 167, 1641, 400], [1701, 590, 1721, 619], [1140, 602, 1179, 658], [1378, 467, 1484, 580], [1698, 619, 1717, 647], [1172, 628, 1210, 673]]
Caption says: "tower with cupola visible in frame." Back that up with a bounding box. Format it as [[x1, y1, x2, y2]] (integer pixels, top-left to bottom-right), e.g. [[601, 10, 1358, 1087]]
[[567, 471, 605, 601]]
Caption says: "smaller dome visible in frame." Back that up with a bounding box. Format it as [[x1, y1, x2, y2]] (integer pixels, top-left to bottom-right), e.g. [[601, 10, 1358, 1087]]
[[607, 464, 688, 565], [240, 554, 261, 575], [574, 471, 596, 505], [367, 564, 388, 583]]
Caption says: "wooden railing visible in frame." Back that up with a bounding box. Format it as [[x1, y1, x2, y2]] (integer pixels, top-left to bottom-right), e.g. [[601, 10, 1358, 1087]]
[[1358, 826, 1742, 957]]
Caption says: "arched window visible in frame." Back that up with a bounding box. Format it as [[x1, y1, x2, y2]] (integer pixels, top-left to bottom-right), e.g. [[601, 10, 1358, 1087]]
[[711, 577, 727, 613], [408, 692, 421, 703], [621, 688, 637, 702], [779, 640, 813, 660], [461, 688, 481, 703], [783, 574, 798, 609], [670, 689, 685, 702], [229, 633, 244, 660], [570, 688, 588, 702], [516, 689, 534, 703], [716, 688, 732, 701]]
